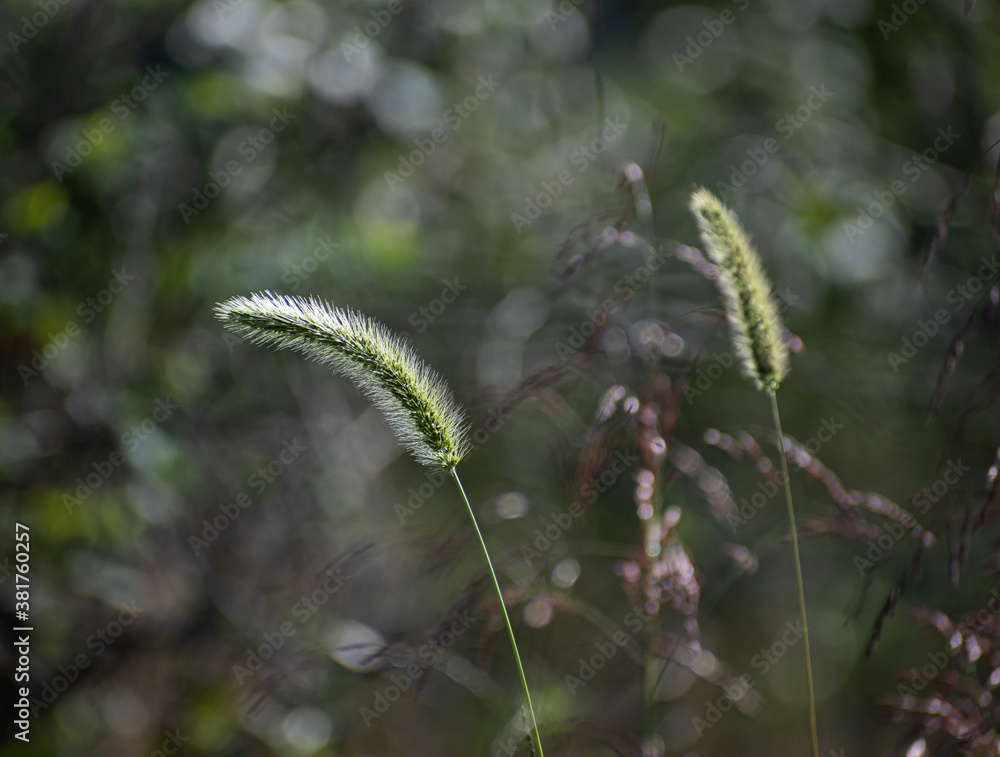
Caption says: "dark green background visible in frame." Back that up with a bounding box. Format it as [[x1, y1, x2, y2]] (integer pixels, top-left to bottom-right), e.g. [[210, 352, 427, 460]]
[[3, 0, 1000, 754]]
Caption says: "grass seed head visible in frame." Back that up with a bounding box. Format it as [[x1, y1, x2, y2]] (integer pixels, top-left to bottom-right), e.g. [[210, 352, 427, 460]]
[[689, 188, 790, 393], [215, 291, 471, 469]]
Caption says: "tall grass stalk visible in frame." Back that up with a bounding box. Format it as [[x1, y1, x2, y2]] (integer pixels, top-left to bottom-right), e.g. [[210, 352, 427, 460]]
[[451, 469, 544, 757], [688, 190, 818, 757], [216, 292, 544, 756], [769, 390, 818, 757]]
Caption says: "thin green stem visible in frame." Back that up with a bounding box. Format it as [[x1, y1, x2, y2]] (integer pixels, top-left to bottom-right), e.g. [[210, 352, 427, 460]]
[[768, 390, 818, 757], [451, 469, 544, 757]]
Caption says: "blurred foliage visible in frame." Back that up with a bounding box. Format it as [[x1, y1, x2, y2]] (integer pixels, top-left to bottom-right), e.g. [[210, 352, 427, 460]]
[[3, 0, 1000, 755]]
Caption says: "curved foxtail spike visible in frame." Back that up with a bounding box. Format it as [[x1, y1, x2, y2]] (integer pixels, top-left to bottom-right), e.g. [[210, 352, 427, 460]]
[[688, 188, 789, 393], [690, 189, 817, 757], [217, 292, 546, 756], [215, 291, 470, 470]]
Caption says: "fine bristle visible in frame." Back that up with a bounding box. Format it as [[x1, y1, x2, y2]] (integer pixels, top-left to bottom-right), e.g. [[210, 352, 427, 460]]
[[215, 291, 470, 470], [688, 188, 790, 393]]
